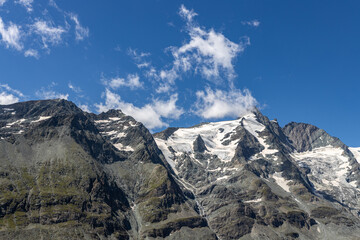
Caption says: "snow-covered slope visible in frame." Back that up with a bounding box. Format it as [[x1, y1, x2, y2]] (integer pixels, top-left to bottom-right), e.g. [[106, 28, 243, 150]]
[[291, 146, 360, 211], [156, 113, 278, 172]]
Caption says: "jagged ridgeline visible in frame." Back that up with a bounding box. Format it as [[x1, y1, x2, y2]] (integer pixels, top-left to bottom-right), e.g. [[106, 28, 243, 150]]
[[0, 99, 359, 239]]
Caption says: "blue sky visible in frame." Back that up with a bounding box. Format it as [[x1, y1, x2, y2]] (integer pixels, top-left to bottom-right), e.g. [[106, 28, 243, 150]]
[[0, 0, 360, 147]]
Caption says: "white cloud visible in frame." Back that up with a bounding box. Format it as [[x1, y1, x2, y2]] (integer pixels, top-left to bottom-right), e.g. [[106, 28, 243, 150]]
[[0, 17, 23, 51], [128, 48, 152, 68], [0, 0, 7, 6], [105, 74, 143, 90], [79, 104, 90, 112], [95, 89, 183, 129], [242, 20, 260, 27], [152, 94, 183, 119], [173, 5, 248, 83], [0, 84, 24, 97], [179, 4, 197, 23], [24, 49, 39, 58], [68, 83, 82, 93], [0, 84, 24, 105], [69, 13, 89, 41], [0, 92, 19, 105], [194, 87, 257, 119], [36, 89, 69, 100], [16, 0, 33, 12], [139, 5, 250, 93], [31, 20, 66, 48], [36, 83, 68, 100]]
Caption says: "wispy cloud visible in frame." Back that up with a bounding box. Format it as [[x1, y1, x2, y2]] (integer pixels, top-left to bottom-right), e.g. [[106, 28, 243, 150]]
[[179, 4, 197, 22], [69, 13, 89, 41], [242, 20, 260, 27], [95, 89, 183, 129], [0, 84, 24, 97], [0, 84, 24, 105], [31, 20, 66, 48], [128, 48, 151, 68], [0, 17, 23, 51], [68, 83, 82, 93], [16, 0, 33, 12], [36, 83, 69, 100], [194, 87, 257, 119], [0, 0, 89, 57]]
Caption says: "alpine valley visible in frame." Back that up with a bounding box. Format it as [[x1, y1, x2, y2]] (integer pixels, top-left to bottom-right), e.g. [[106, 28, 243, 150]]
[[0, 99, 359, 240]]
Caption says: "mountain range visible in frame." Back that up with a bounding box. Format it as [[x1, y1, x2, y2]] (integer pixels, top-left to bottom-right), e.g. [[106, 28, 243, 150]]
[[0, 99, 359, 239]]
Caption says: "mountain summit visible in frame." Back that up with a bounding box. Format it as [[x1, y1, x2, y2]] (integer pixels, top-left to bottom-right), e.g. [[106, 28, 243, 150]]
[[0, 100, 359, 239]]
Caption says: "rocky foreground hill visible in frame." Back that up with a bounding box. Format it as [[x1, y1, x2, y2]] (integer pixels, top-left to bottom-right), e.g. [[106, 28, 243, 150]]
[[0, 99, 359, 239]]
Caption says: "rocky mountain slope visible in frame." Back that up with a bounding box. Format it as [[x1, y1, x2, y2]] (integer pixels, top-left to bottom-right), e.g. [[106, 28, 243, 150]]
[[154, 110, 360, 239], [0, 99, 359, 239]]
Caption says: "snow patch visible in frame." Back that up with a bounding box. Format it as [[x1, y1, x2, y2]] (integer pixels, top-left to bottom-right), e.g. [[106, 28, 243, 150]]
[[94, 119, 110, 124], [5, 118, 26, 128], [31, 116, 52, 123], [272, 172, 291, 192], [109, 117, 121, 121], [216, 175, 230, 181], [244, 198, 262, 203], [113, 143, 134, 152]]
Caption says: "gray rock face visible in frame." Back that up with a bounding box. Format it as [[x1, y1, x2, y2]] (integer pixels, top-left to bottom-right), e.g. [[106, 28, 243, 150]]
[[193, 135, 208, 153], [283, 122, 346, 152], [0, 100, 216, 240]]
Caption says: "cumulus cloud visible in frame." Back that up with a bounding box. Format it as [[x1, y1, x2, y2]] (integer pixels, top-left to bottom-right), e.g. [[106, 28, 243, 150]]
[[104, 74, 143, 90], [0, 84, 24, 105], [16, 0, 33, 12], [0, 92, 19, 105], [96, 5, 257, 126], [95, 89, 183, 129], [24, 49, 39, 58], [69, 13, 89, 41], [0, 17, 23, 51], [31, 20, 66, 48], [194, 87, 257, 119], [242, 20, 260, 27], [0, 0, 7, 6], [136, 5, 250, 93], [173, 5, 248, 83]]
